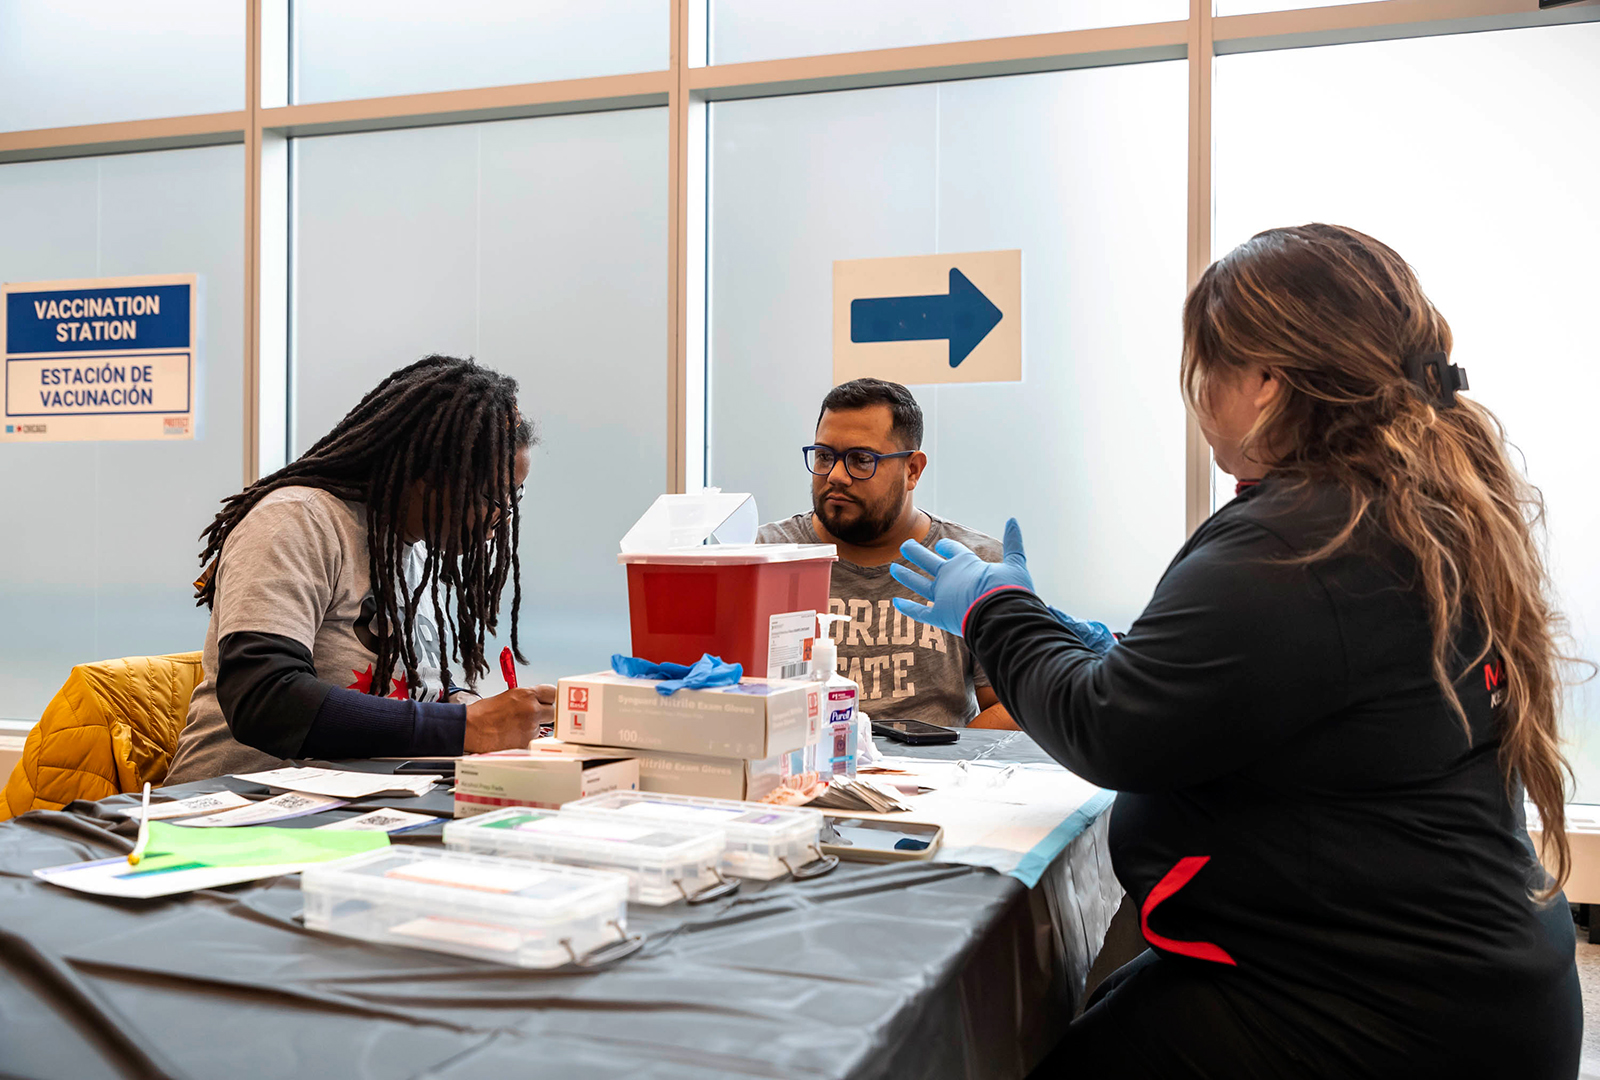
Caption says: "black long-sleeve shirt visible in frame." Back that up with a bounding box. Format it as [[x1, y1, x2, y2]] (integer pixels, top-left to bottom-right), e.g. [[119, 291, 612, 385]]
[[967, 477, 1579, 1076], [217, 632, 467, 759]]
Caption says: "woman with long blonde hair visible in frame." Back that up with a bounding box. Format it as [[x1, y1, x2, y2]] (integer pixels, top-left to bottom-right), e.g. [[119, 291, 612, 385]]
[[892, 224, 1581, 1076]]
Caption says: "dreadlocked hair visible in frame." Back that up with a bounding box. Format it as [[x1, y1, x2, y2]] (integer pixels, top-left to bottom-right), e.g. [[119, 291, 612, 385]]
[[197, 355, 535, 695], [1182, 224, 1580, 901]]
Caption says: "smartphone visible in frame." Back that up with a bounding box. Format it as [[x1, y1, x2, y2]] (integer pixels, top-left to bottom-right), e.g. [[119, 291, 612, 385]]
[[819, 817, 944, 862], [872, 719, 959, 745], [393, 759, 458, 776]]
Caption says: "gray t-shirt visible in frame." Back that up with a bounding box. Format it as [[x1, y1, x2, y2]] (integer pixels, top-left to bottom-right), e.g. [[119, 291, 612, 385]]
[[167, 486, 449, 784], [755, 512, 1001, 727]]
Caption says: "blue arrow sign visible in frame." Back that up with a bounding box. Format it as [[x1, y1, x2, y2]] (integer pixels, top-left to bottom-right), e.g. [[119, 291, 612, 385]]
[[849, 267, 1004, 368]]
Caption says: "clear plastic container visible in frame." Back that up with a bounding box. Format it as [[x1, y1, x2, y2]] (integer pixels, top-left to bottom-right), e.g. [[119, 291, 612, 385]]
[[562, 790, 833, 881], [442, 807, 734, 906], [301, 848, 636, 969]]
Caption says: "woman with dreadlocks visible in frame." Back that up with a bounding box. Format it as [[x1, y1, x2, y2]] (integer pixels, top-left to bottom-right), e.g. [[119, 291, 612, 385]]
[[892, 226, 1581, 1077], [167, 355, 549, 783]]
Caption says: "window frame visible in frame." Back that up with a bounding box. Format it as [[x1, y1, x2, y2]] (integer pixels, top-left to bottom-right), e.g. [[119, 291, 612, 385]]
[[0, 0, 1591, 518]]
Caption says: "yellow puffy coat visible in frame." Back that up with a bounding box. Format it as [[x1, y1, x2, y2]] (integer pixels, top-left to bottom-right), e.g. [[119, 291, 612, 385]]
[[0, 652, 203, 819]]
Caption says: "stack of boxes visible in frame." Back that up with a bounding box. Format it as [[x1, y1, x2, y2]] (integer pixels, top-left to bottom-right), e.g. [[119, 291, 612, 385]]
[[453, 672, 829, 817], [554, 670, 820, 800], [453, 493, 839, 818]]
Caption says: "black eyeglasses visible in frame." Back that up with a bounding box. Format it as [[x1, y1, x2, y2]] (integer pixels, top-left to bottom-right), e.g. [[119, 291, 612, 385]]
[[803, 444, 914, 481], [485, 483, 525, 517]]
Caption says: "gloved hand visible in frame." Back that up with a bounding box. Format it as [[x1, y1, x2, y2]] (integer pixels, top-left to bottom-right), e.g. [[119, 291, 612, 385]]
[[890, 518, 1035, 638], [1048, 608, 1117, 656], [611, 653, 743, 696]]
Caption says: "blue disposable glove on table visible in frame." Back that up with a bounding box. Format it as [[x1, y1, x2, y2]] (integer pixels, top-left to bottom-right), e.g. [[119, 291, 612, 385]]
[[891, 518, 1116, 654], [611, 653, 743, 696]]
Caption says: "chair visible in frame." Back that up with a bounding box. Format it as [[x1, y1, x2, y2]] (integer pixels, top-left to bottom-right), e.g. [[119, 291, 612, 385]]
[[0, 652, 204, 820]]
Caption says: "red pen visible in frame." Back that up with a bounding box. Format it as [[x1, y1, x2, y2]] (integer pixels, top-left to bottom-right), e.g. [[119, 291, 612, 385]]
[[500, 646, 518, 689]]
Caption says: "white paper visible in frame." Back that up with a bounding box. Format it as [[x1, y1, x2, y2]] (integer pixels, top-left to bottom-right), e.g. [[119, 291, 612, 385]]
[[850, 756, 1107, 876], [383, 858, 551, 894], [317, 809, 439, 834], [179, 791, 348, 827], [957, 764, 1101, 808], [115, 790, 253, 821], [233, 766, 441, 800], [34, 857, 309, 899]]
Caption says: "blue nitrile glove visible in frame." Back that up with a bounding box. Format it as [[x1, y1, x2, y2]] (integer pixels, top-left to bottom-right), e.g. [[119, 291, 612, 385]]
[[610, 653, 743, 696], [1048, 608, 1116, 656], [890, 518, 1036, 638]]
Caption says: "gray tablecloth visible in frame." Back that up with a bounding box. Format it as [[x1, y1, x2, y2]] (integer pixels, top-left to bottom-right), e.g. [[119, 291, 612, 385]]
[[0, 731, 1120, 1080]]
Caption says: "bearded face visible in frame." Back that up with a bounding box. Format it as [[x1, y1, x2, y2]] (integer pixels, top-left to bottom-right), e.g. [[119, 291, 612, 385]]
[[809, 405, 920, 546]]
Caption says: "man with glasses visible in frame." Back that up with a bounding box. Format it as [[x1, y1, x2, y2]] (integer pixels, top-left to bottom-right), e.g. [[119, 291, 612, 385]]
[[756, 378, 1015, 728]]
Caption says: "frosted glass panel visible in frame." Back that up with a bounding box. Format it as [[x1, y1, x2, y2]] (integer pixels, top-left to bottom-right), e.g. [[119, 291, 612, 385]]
[[1214, 24, 1600, 793], [709, 65, 1189, 632], [294, 0, 668, 103], [712, 0, 1186, 63], [293, 110, 668, 685], [0, 1, 242, 131], [0, 146, 244, 722]]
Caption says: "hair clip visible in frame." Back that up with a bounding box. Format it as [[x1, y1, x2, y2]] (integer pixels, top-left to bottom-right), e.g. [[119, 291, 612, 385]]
[[1402, 352, 1469, 408]]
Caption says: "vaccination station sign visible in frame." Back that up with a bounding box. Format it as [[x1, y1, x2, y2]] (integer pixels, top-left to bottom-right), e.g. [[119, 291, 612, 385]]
[[2, 274, 198, 443]]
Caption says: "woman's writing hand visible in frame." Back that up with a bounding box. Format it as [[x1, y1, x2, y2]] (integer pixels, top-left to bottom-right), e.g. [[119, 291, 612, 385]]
[[463, 685, 555, 753]]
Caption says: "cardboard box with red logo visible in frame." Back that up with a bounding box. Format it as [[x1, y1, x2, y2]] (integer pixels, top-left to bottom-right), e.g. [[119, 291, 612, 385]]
[[556, 672, 812, 759], [452, 745, 639, 818]]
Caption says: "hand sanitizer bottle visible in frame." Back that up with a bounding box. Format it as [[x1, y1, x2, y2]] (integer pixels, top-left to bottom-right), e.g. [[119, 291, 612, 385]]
[[812, 613, 859, 780]]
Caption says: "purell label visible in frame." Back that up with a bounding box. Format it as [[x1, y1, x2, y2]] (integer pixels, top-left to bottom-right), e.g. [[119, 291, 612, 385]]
[[827, 687, 856, 726], [826, 717, 858, 778]]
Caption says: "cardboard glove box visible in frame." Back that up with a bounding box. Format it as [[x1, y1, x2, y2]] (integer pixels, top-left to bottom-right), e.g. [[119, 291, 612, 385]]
[[556, 672, 812, 759], [628, 747, 793, 801]]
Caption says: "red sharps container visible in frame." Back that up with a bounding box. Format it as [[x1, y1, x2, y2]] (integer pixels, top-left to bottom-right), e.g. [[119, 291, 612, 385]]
[[618, 493, 836, 678]]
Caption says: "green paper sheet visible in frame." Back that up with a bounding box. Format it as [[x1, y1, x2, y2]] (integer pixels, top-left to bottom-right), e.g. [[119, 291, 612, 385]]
[[129, 820, 388, 875]]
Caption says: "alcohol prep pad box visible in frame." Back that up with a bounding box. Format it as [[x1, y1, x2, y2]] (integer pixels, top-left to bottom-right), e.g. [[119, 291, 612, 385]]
[[444, 807, 730, 906], [563, 790, 827, 881], [454, 746, 639, 818], [301, 848, 632, 969], [523, 737, 800, 802], [557, 673, 811, 759]]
